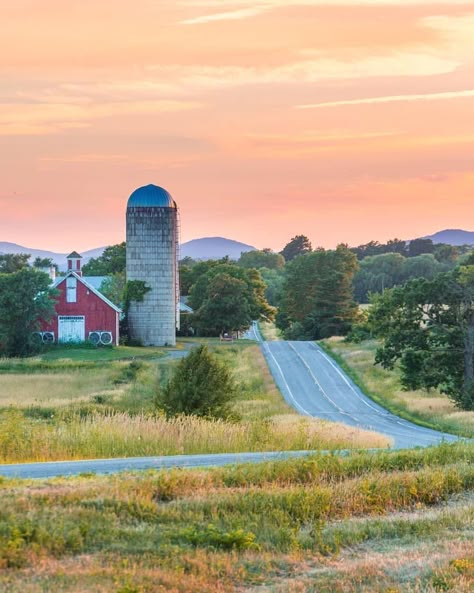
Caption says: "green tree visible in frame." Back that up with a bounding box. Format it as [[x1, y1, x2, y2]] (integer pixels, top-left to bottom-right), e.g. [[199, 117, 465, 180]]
[[82, 242, 126, 275], [158, 345, 237, 419], [401, 253, 444, 281], [434, 243, 459, 264], [353, 252, 405, 302], [238, 249, 285, 270], [193, 273, 252, 335], [32, 257, 54, 268], [99, 271, 126, 307], [277, 245, 359, 339], [408, 238, 434, 257], [259, 267, 285, 307], [280, 235, 312, 262], [180, 259, 222, 296], [0, 253, 30, 273], [188, 263, 274, 335], [0, 268, 57, 356], [351, 239, 407, 260], [369, 255, 474, 410]]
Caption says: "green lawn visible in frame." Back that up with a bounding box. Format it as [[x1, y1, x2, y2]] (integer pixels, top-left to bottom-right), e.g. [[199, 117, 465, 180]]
[[39, 344, 168, 361]]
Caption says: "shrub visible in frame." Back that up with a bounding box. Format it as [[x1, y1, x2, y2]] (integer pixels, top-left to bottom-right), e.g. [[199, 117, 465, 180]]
[[157, 345, 238, 420]]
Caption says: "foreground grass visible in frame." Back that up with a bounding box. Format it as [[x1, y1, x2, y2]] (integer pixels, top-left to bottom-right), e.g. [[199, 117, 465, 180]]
[[322, 337, 474, 438], [0, 341, 389, 463], [0, 442, 472, 592], [0, 411, 389, 463]]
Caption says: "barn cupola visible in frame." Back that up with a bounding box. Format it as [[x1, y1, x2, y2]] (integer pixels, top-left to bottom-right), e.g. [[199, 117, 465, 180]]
[[67, 251, 83, 276]]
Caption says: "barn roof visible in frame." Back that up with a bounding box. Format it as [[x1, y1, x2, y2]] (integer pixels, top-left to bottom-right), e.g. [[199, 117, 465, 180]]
[[67, 251, 82, 259]]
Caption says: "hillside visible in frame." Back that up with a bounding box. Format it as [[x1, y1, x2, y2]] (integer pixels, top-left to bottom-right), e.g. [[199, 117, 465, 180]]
[[0, 237, 256, 268], [0, 242, 105, 269], [423, 228, 474, 245], [180, 236, 255, 259]]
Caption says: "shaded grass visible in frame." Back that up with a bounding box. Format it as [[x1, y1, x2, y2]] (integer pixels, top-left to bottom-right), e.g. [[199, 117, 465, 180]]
[[321, 338, 474, 438], [0, 443, 472, 591]]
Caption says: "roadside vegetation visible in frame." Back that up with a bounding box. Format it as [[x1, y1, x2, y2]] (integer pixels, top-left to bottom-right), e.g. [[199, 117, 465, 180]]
[[0, 341, 389, 464], [0, 442, 472, 592], [322, 338, 474, 438], [259, 321, 282, 341]]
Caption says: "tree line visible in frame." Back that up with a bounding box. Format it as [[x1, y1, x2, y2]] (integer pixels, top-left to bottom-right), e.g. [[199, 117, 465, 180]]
[[1, 235, 473, 411]]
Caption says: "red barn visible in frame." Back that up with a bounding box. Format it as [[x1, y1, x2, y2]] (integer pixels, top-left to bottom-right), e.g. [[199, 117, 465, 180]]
[[39, 252, 121, 346]]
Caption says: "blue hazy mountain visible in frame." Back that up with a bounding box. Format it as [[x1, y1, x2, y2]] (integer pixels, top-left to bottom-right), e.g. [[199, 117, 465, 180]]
[[423, 229, 474, 246], [0, 237, 256, 267], [180, 237, 256, 260], [0, 242, 107, 269]]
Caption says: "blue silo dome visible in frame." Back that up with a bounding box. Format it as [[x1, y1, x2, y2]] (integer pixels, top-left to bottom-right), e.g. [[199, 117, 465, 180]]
[[127, 184, 176, 208]]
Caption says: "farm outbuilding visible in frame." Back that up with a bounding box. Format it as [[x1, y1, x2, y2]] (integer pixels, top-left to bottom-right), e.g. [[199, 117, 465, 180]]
[[38, 252, 121, 346]]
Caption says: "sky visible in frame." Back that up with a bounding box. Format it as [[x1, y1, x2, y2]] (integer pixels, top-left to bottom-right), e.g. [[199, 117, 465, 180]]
[[1, 0, 474, 253]]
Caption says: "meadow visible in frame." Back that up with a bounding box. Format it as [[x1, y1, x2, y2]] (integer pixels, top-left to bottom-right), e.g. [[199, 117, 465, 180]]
[[0, 442, 472, 592], [0, 341, 389, 464], [322, 338, 474, 438]]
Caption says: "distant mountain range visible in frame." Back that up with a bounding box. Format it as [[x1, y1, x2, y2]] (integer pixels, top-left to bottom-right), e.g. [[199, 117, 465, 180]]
[[1, 230, 472, 270], [422, 229, 474, 246], [180, 237, 255, 260], [0, 237, 256, 269]]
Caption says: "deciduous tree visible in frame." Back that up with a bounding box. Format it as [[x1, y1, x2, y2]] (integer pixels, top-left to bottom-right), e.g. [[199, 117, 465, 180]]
[[188, 263, 274, 335], [277, 245, 359, 339], [82, 242, 126, 275], [280, 235, 312, 262], [238, 249, 285, 270], [0, 253, 30, 273], [0, 268, 57, 356], [369, 255, 474, 410]]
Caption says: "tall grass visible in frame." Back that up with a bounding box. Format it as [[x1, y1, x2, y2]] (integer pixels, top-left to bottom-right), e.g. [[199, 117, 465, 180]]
[[0, 410, 389, 463]]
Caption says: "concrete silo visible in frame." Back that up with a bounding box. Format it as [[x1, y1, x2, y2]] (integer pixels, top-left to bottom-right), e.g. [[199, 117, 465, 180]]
[[126, 184, 179, 346]]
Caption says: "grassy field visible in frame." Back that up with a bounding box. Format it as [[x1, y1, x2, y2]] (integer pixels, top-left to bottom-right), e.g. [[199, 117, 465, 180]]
[[0, 341, 389, 463], [321, 337, 474, 438], [0, 442, 472, 592]]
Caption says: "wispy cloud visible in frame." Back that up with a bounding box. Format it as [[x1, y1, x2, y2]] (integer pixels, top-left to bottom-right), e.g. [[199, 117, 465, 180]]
[[181, 6, 267, 24], [180, 1, 474, 25], [146, 52, 458, 88], [297, 89, 474, 109], [0, 99, 204, 136]]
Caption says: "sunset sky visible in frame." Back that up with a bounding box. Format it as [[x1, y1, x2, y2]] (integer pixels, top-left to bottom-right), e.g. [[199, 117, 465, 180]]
[[1, 0, 474, 253]]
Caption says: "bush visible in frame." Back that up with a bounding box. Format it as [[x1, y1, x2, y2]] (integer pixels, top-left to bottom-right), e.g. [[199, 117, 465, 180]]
[[157, 345, 237, 419]]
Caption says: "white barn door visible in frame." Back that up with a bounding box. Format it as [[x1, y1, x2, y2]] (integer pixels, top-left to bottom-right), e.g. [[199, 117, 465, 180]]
[[58, 316, 85, 343]]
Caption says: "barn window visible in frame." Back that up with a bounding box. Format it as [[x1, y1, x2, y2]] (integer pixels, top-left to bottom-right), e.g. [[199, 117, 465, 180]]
[[66, 277, 77, 303]]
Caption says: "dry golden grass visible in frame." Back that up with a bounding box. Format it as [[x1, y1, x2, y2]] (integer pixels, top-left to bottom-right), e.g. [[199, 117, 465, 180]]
[[0, 370, 115, 407], [0, 411, 390, 463]]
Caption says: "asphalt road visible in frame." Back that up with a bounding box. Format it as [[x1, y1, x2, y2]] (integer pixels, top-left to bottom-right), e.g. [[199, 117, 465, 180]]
[[258, 335, 459, 449], [0, 450, 320, 480], [0, 325, 460, 479]]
